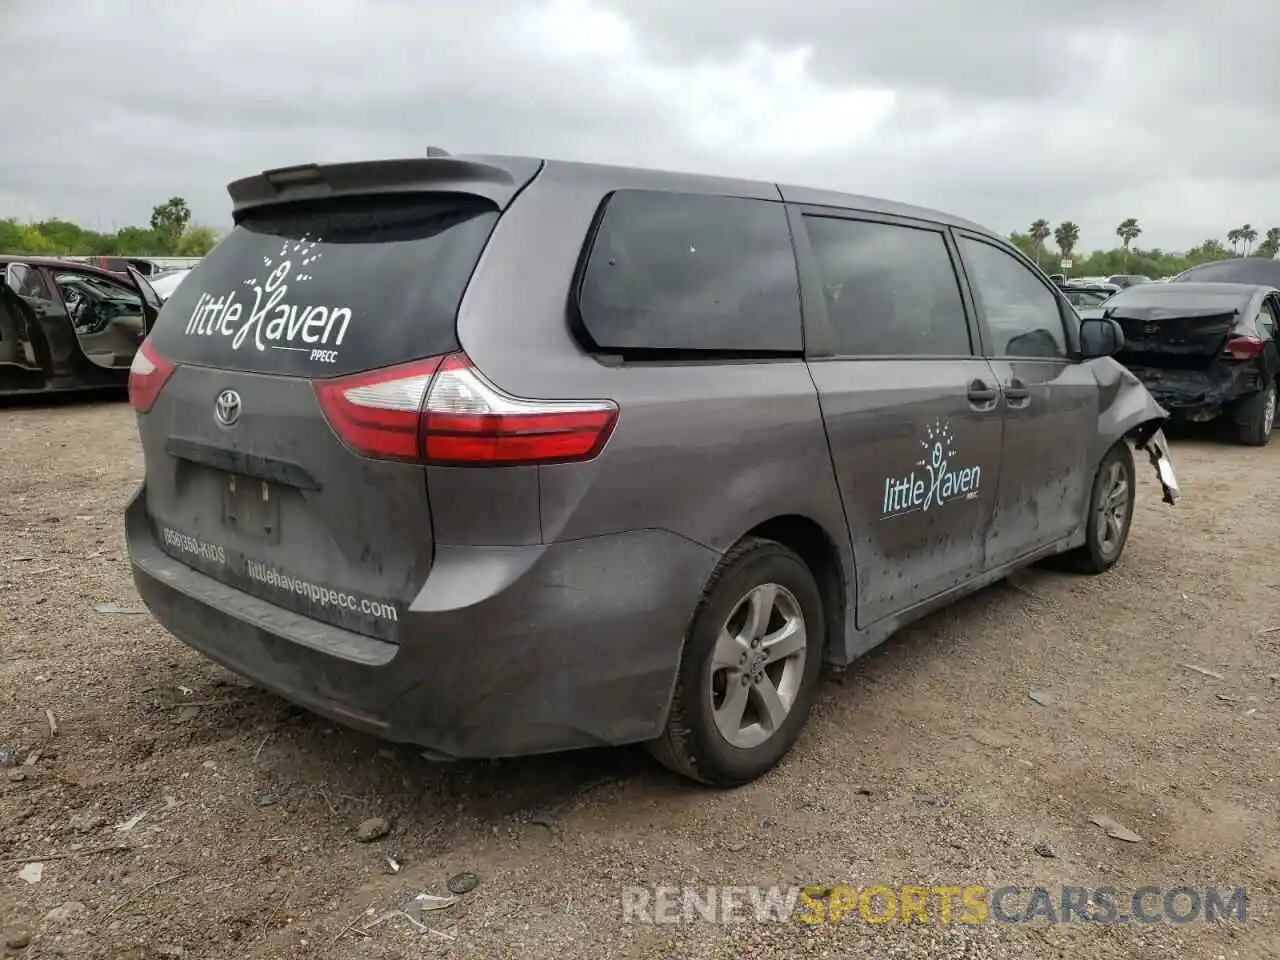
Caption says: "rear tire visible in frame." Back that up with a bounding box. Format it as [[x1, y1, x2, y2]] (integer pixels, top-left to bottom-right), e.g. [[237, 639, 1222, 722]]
[[1236, 380, 1277, 447], [1058, 441, 1136, 574], [647, 537, 824, 787]]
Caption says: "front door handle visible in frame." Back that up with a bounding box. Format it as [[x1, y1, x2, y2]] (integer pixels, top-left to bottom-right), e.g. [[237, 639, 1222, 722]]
[[967, 379, 999, 408], [1004, 378, 1031, 405]]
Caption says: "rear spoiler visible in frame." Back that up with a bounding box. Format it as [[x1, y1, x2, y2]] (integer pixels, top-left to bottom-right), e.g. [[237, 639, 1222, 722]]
[[227, 155, 544, 221], [1104, 305, 1240, 322]]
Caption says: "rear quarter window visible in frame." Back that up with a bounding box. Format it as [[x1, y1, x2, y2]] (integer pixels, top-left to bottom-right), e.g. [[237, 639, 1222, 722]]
[[147, 193, 500, 377], [575, 190, 802, 354]]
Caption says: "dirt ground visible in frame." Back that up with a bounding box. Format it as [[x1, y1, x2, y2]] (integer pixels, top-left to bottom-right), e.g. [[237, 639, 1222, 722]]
[[1, 393, 1278, 960]]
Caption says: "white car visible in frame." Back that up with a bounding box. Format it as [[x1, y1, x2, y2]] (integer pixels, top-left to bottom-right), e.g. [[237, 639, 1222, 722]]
[[149, 269, 191, 301]]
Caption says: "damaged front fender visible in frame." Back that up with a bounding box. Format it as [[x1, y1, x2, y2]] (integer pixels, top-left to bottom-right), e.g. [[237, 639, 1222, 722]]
[[1093, 358, 1179, 505]]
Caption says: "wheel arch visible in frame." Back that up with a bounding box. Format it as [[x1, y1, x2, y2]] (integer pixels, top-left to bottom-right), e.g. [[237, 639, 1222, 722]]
[[742, 514, 850, 665]]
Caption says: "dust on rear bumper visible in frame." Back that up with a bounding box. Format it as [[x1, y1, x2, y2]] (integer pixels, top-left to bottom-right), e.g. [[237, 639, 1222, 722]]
[[124, 484, 718, 758]]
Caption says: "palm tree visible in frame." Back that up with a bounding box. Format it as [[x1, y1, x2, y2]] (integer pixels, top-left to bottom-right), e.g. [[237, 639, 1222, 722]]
[[1240, 224, 1258, 256], [1053, 221, 1081, 266], [1028, 219, 1051, 269], [1227, 229, 1242, 256], [1256, 227, 1280, 260], [1116, 218, 1141, 270]]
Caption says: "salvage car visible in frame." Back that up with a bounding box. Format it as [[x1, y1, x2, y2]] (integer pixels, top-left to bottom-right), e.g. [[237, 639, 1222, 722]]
[[1062, 283, 1119, 309], [148, 268, 191, 302], [1108, 274, 1152, 289], [1083, 281, 1279, 445], [1172, 257, 1280, 287], [1, 255, 161, 396], [124, 152, 1178, 787]]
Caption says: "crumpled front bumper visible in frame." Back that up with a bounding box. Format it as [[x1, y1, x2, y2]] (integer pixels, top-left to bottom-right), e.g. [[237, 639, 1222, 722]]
[[1096, 360, 1179, 507], [1134, 427, 1179, 505]]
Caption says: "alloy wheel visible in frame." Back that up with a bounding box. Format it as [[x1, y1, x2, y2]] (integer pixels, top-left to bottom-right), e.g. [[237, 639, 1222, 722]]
[[1096, 459, 1131, 560], [708, 582, 808, 750]]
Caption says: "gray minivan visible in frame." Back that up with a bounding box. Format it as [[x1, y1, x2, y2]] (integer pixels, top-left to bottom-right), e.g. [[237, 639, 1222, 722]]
[[124, 152, 1179, 786]]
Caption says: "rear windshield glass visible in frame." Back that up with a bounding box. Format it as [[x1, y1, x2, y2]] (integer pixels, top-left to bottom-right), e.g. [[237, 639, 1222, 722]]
[[148, 193, 499, 377], [575, 190, 802, 354], [1107, 286, 1246, 313]]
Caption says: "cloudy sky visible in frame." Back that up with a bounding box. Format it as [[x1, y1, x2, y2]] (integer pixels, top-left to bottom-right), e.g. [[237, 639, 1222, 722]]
[[1, 0, 1275, 253]]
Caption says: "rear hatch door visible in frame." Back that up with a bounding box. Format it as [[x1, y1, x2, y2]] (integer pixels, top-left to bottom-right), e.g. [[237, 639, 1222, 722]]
[[135, 156, 540, 641]]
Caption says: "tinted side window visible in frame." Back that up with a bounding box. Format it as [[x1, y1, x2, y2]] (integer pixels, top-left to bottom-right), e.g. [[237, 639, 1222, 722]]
[[960, 238, 1067, 359], [802, 216, 972, 356], [576, 190, 801, 353]]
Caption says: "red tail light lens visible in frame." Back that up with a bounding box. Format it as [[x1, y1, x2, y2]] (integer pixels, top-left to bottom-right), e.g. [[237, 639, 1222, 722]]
[[313, 356, 445, 462], [314, 352, 619, 466], [422, 354, 618, 465], [128, 339, 176, 413], [1223, 336, 1265, 360]]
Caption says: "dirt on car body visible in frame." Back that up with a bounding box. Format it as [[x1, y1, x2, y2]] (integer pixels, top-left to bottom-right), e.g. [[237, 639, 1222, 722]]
[[1, 400, 1278, 959]]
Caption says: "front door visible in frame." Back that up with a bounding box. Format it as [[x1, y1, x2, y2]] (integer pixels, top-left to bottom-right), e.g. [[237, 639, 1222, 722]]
[[795, 210, 1004, 628], [125, 264, 163, 334], [8, 262, 77, 372], [0, 283, 46, 390], [954, 234, 1100, 566]]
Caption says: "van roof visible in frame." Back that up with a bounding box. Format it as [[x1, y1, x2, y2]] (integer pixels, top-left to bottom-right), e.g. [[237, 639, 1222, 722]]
[[227, 152, 1000, 241]]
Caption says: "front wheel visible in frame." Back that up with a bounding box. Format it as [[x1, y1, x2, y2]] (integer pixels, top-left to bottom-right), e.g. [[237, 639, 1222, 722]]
[[1058, 441, 1136, 574], [1236, 380, 1276, 447], [648, 537, 824, 787]]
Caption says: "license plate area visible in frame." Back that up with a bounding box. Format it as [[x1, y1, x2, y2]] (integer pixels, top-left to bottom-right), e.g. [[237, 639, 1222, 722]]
[[222, 473, 282, 544]]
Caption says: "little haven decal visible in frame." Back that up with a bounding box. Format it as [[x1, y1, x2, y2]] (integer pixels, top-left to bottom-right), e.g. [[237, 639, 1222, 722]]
[[882, 419, 982, 519], [182, 236, 351, 364]]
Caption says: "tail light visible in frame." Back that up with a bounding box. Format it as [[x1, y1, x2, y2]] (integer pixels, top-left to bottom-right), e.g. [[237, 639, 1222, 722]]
[[314, 352, 619, 466], [1223, 336, 1265, 360], [312, 356, 445, 461], [128, 339, 175, 413]]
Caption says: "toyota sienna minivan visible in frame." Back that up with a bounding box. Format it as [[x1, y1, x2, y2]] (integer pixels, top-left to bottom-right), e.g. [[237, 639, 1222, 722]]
[[125, 151, 1179, 786]]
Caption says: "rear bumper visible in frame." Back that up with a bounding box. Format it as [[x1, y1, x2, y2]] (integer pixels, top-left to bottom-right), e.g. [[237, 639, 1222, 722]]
[[1126, 364, 1260, 416], [125, 485, 718, 758]]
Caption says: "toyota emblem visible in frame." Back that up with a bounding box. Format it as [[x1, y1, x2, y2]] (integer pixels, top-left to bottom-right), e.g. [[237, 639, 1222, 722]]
[[214, 389, 242, 427]]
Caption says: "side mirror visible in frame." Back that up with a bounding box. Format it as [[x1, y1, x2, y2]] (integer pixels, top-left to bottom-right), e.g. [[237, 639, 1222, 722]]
[[1080, 316, 1125, 358]]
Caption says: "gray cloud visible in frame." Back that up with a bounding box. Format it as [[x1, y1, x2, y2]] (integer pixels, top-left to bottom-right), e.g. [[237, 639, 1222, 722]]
[[0, 0, 1275, 252]]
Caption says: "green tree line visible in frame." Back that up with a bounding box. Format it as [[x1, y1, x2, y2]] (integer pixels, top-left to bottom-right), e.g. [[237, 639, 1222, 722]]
[[4, 201, 1275, 281], [1011, 218, 1280, 279], [0, 197, 220, 259]]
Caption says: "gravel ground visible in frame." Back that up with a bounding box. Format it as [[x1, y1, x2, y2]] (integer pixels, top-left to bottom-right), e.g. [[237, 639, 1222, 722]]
[[1, 394, 1278, 960]]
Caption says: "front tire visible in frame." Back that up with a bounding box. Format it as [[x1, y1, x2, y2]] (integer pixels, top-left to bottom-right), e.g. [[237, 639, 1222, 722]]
[[648, 537, 824, 787], [1059, 441, 1136, 574], [1236, 380, 1276, 447]]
